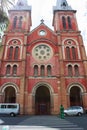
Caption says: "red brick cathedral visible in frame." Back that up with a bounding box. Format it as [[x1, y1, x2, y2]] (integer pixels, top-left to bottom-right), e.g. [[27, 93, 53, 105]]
[[0, 0, 87, 115]]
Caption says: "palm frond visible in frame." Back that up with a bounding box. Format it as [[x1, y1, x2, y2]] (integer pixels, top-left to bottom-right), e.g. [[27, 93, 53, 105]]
[[0, 0, 15, 24], [0, 0, 15, 12]]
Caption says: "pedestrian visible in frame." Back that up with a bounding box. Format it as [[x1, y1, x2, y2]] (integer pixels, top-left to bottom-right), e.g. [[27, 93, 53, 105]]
[[60, 104, 64, 119]]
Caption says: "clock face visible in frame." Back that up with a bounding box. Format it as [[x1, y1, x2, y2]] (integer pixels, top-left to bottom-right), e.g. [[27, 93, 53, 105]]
[[32, 44, 53, 61], [39, 30, 46, 36]]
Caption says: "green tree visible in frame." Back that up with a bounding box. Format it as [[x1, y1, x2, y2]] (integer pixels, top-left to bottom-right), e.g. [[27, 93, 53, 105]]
[[0, 0, 15, 43], [0, 0, 15, 24]]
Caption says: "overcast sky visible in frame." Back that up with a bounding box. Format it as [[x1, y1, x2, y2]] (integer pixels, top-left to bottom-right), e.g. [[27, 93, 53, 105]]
[[15, 0, 87, 50]]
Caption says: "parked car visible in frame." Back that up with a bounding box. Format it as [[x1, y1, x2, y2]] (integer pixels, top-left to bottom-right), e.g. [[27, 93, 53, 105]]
[[0, 103, 20, 117], [64, 106, 84, 116]]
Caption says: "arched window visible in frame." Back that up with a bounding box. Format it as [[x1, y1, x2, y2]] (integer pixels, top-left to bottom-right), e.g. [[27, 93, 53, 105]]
[[68, 65, 73, 76], [67, 16, 72, 29], [47, 65, 51, 76], [18, 16, 23, 29], [66, 47, 71, 60], [13, 65, 17, 75], [6, 65, 11, 75], [74, 65, 79, 76], [34, 65, 38, 76], [62, 16, 66, 29], [41, 65, 45, 76], [72, 47, 76, 60], [13, 16, 17, 29], [8, 47, 13, 59], [14, 47, 19, 60]]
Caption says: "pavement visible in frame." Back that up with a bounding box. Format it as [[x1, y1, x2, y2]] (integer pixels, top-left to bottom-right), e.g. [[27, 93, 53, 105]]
[[0, 115, 84, 130]]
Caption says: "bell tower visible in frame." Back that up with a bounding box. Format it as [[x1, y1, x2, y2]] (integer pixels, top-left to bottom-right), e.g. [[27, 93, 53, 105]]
[[8, 0, 32, 32], [53, 0, 78, 32], [52, 0, 87, 108], [0, 0, 32, 114]]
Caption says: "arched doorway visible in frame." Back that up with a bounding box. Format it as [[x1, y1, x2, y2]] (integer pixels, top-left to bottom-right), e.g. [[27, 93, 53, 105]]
[[70, 86, 83, 106], [4, 86, 16, 103], [35, 86, 50, 115]]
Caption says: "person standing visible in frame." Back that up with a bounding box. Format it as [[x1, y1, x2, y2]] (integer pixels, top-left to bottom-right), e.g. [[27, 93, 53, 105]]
[[60, 105, 64, 119]]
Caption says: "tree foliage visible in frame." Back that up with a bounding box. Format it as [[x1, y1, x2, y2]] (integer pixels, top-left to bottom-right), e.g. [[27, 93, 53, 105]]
[[0, 0, 15, 23], [0, 0, 15, 43]]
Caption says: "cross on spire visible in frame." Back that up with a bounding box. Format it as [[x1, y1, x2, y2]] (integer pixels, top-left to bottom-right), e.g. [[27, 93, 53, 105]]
[[41, 19, 44, 24], [17, 0, 28, 6], [61, 2, 66, 7], [53, 0, 72, 11]]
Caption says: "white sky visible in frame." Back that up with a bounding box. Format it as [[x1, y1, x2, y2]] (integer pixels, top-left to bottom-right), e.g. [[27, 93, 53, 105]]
[[15, 0, 87, 50]]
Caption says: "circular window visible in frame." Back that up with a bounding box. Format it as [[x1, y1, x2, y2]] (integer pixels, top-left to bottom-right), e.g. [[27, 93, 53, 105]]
[[39, 30, 46, 36], [32, 44, 53, 61]]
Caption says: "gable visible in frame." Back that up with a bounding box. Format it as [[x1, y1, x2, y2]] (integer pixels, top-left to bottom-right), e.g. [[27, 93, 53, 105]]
[[27, 23, 57, 45]]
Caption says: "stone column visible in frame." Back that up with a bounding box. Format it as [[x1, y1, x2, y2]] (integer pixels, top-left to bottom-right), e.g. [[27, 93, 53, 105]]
[[0, 93, 2, 102], [66, 93, 70, 107], [16, 93, 20, 103], [19, 77, 25, 114], [27, 94, 34, 115], [51, 93, 59, 115], [82, 93, 87, 108]]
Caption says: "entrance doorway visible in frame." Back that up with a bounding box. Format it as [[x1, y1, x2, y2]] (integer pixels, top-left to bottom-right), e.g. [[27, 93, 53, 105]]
[[35, 86, 50, 115], [4, 86, 16, 103], [70, 86, 83, 106]]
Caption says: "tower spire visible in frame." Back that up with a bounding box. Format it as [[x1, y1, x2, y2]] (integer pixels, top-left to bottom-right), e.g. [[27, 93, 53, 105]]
[[12, 0, 31, 11], [53, 0, 72, 11], [17, 0, 28, 6]]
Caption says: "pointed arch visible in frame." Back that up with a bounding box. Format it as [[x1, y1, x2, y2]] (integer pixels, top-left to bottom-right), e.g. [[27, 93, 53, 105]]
[[72, 47, 76, 60], [62, 16, 66, 29], [18, 16, 23, 28], [67, 16, 72, 29], [62, 38, 81, 60], [66, 47, 71, 60], [14, 46, 19, 60], [5, 38, 23, 60], [13, 16, 17, 29], [8, 46, 13, 59]]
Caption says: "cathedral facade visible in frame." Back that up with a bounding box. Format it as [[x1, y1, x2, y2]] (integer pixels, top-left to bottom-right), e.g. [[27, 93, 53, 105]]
[[0, 0, 87, 115]]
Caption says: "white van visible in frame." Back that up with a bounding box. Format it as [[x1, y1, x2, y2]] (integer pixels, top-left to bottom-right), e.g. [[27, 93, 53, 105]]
[[0, 103, 20, 117]]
